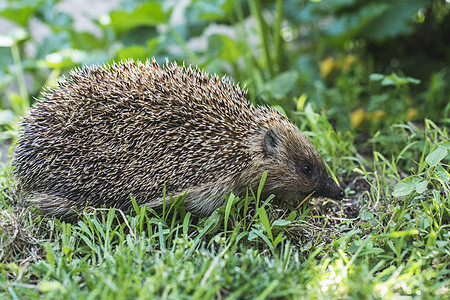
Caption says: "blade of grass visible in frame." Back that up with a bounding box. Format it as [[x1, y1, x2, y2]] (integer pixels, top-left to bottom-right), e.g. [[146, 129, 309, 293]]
[[257, 206, 273, 242], [224, 193, 235, 239], [256, 171, 268, 208]]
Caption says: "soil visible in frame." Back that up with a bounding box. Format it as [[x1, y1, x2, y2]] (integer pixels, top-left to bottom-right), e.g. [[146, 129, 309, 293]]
[[310, 172, 371, 222]]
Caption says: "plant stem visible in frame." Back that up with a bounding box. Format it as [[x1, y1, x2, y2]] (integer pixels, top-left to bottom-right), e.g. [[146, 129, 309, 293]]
[[274, 0, 283, 71], [234, 1, 264, 99], [250, 0, 274, 78], [11, 43, 29, 112]]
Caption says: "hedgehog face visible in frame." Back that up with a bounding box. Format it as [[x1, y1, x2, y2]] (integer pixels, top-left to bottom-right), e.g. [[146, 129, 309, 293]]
[[259, 126, 344, 203]]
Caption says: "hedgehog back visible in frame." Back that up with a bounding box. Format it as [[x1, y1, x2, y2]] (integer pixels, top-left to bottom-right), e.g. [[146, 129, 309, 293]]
[[13, 60, 260, 212]]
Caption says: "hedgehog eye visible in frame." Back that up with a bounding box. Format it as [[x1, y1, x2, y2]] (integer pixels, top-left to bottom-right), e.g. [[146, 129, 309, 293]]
[[297, 163, 314, 177]]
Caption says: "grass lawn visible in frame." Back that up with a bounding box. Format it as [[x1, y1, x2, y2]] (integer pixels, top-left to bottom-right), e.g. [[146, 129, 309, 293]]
[[1, 114, 448, 299]]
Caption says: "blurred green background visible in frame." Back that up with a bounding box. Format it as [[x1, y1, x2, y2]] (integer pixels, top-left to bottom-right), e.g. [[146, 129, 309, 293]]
[[1, 0, 449, 136]]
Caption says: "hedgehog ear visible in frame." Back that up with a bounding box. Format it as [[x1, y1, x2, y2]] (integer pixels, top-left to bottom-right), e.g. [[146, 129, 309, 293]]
[[263, 129, 281, 155]]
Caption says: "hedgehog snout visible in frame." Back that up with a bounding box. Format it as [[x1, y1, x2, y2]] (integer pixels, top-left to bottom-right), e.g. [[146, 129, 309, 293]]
[[314, 176, 344, 200]]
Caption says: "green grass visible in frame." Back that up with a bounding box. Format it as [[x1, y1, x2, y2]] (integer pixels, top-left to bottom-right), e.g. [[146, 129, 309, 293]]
[[1, 113, 449, 299]]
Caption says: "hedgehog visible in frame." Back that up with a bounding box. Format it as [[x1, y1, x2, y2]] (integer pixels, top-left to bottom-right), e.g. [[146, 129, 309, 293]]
[[12, 59, 344, 219]]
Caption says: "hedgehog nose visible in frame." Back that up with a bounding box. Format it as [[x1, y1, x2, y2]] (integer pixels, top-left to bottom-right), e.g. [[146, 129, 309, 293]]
[[336, 187, 345, 200], [315, 177, 344, 200]]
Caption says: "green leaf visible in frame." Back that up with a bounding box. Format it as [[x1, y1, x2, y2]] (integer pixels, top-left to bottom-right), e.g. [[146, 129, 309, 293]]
[[109, 2, 168, 33], [425, 145, 448, 166], [257, 207, 273, 242], [380, 76, 395, 86], [369, 73, 384, 81], [415, 180, 428, 194], [43, 48, 86, 69], [201, 211, 222, 236], [262, 71, 299, 100], [250, 228, 274, 251], [0, 110, 16, 125], [256, 171, 268, 208], [248, 228, 261, 241], [358, 248, 385, 256], [272, 220, 291, 227], [223, 193, 235, 238], [378, 229, 419, 238], [188, 0, 235, 21], [70, 32, 108, 50], [392, 176, 421, 197], [380, 73, 420, 86], [361, 0, 428, 41], [438, 139, 450, 150], [273, 232, 286, 247], [190, 1, 225, 20], [286, 211, 297, 221], [44, 243, 55, 267], [9, 92, 28, 115], [207, 34, 242, 62], [116, 45, 149, 61], [369, 72, 421, 86], [182, 212, 191, 237], [435, 165, 449, 183], [324, 3, 388, 44], [39, 281, 64, 293], [0, 0, 47, 26], [359, 209, 374, 221]]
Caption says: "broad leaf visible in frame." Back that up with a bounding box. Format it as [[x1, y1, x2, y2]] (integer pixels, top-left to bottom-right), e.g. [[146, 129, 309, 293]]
[[392, 176, 421, 197], [426, 145, 448, 166], [415, 180, 428, 194], [109, 2, 167, 33]]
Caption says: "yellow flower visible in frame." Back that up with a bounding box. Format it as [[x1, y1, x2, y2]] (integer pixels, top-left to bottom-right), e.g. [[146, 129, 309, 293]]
[[372, 110, 387, 122], [406, 108, 419, 121], [320, 57, 337, 78], [350, 108, 370, 128], [342, 54, 358, 71]]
